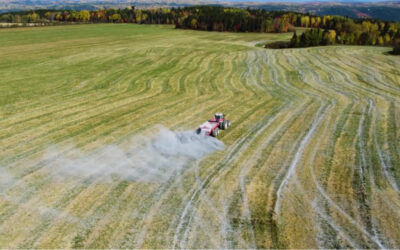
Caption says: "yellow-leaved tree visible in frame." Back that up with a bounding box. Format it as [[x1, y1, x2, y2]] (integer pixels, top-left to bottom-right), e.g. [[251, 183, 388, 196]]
[[79, 11, 90, 22]]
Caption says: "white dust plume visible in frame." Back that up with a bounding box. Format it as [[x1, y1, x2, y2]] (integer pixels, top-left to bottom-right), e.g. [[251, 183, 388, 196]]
[[42, 126, 224, 183]]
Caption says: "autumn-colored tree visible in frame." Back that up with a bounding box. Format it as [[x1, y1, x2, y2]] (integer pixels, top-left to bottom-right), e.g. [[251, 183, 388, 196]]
[[190, 18, 198, 29], [78, 11, 90, 22], [322, 15, 331, 26], [135, 10, 142, 23], [44, 12, 52, 20], [323, 29, 336, 45], [29, 12, 39, 22], [55, 13, 62, 21], [384, 33, 392, 43], [300, 16, 310, 27], [377, 36, 384, 45], [110, 14, 122, 23], [315, 17, 321, 28]]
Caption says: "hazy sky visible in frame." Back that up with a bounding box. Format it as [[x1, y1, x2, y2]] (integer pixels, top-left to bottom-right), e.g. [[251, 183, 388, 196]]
[[218, 0, 391, 2]]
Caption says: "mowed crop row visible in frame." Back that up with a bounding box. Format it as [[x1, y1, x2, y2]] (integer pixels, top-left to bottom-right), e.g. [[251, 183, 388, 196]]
[[0, 24, 400, 248]]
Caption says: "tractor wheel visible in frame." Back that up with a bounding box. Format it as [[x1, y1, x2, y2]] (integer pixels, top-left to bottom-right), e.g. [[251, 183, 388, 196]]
[[212, 128, 219, 137], [223, 121, 228, 130]]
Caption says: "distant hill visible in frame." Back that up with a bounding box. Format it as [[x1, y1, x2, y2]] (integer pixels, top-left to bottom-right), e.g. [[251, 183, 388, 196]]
[[1, 0, 400, 22], [248, 1, 400, 22]]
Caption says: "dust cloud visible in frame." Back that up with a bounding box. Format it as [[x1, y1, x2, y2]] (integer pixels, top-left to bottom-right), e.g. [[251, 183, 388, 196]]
[[0, 126, 224, 239], [41, 126, 224, 183]]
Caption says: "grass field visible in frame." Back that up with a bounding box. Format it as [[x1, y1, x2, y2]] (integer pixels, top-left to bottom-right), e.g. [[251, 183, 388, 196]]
[[1, 24, 400, 248]]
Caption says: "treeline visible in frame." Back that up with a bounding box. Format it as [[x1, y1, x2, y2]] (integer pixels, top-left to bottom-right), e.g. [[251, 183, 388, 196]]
[[2, 6, 369, 33], [265, 15, 400, 53], [293, 18, 400, 46], [272, 17, 399, 51], [0, 6, 343, 33], [0, 6, 298, 32], [0, 8, 174, 24], [174, 6, 295, 32], [1, 6, 400, 50]]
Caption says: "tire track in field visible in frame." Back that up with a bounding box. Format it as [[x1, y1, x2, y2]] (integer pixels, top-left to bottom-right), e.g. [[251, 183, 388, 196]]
[[0, 92, 227, 209], [295, 105, 362, 248], [172, 101, 290, 249], [185, 99, 314, 248], [4, 50, 223, 168], [339, 57, 400, 97], [95, 94, 272, 248], [319, 50, 395, 100], [185, 102, 297, 249], [233, 102, 302, 247], [297, 50, 358, 102], [354, 99, 386, 248], [1, 43, 204, 125], [0, 44, 183, 128], [2, 26, 400, 248], [78, 95, 242, 248], [0, 94, 233, 235], [281, 50, 327, 100], [274, 102, 330, 216], [264, 50, 297, 100], [301, 100, 387, 248], [372, 104, 400, 196], [308, 108, 357, 248], [1, 49, 207, 160], [3, 92, 234, 248], [3, 93, 190, 173], [344, 51, 400, 92], [367, 102, 400, 248]]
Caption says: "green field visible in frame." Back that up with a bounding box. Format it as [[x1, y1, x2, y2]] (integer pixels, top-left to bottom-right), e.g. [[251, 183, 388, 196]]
[[1, 24, 400, 248]]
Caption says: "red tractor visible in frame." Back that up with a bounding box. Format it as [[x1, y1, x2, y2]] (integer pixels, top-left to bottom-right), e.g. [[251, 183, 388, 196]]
[[196, 113, 231, 137]]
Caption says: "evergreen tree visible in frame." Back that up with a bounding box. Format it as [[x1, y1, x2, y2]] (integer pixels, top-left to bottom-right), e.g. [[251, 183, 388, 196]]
[[290, 30, 299, 47], [392, 39, 400, 55]]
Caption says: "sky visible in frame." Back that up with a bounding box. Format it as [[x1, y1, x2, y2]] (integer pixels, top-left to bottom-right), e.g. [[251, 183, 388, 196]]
[[141, 0, 388, 1]]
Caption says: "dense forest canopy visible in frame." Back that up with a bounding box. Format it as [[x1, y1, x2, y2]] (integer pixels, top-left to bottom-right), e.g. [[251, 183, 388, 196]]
[[294, 16, 400, 45], [280, 16, 400, 51], [174, 7, 295, 33]]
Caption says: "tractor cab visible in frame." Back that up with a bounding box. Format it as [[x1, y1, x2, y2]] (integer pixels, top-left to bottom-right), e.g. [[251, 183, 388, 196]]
[[214, 113, 225, 121]]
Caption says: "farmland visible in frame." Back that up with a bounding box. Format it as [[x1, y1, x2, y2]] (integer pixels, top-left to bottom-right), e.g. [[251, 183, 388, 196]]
[[1, 24, 400, 248]]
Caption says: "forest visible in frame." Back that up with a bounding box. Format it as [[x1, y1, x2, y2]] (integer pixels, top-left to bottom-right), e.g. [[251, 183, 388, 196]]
[[0, 6, 298, 32], [286, 16, 400, 48]]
